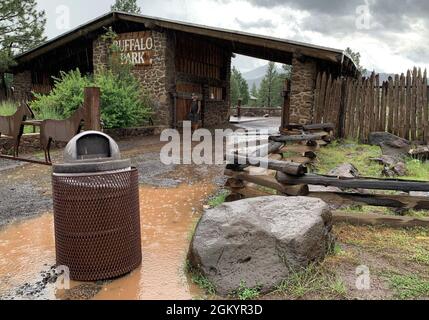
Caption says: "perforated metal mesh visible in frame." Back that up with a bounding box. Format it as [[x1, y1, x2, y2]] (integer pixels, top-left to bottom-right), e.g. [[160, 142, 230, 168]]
[[52, 168, 142, 281]]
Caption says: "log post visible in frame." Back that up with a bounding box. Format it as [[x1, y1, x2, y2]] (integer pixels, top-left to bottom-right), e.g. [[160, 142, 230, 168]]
[[280, 79, 291, 131], [83, 87, 101, 131], [237, 98, 242, 118]]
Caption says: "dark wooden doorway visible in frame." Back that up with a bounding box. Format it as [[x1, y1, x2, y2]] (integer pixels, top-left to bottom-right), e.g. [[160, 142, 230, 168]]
[[175, 83, 203, 127]]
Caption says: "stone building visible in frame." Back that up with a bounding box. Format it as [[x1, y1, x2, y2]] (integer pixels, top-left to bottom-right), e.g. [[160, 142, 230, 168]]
[[9, 11, 357, 129]]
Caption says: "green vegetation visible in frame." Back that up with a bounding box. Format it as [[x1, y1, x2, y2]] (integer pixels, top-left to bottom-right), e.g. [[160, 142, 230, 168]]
[[338, 224, 429, 266], [0, 0, 46, 75], [233, 281, 261, 300], [111, 0, 141, 13], [230, 67, 250, 106], [185, 262, 216, 296], [344, 47, 366, 74], [387, 274, 429, 299], [257, 62, 289, 108], [317, 139, 429, 182], [30, 68, 153, 128], [207, 190, 230, 208], [31, 69, 91, 119], [29, 29, 153, 128], [315, 140, 382, 177], [316, 140, 429, 217], [276, 263, 347, 299]]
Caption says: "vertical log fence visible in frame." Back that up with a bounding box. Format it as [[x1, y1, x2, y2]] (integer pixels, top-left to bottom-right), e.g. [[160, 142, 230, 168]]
[[313, 68, 429, 143]]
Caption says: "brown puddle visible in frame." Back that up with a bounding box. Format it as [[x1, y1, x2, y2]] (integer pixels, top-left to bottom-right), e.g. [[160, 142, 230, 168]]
[[0, 183, 215, 300], [0, 214, 55, 295]]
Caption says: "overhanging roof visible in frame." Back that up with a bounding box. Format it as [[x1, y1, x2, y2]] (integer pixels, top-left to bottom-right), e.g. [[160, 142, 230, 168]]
[[14, 11, 357, 72]]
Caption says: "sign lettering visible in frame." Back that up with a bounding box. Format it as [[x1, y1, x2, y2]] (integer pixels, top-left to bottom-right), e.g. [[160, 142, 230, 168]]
[[113, 32, 154, 66]]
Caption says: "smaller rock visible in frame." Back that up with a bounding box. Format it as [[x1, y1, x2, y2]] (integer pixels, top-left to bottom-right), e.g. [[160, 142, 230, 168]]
[[327, 163, 359, 178], [409, 145, 429, 161]]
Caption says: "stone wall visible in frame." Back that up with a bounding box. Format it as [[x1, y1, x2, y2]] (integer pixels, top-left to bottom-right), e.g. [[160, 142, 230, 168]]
[[12, 71, 32, 102], [290, 55, 317, 125], [92, 30, 173, 127]]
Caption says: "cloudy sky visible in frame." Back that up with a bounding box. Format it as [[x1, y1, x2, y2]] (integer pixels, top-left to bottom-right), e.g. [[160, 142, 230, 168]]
[[36, 0, 429, 73]]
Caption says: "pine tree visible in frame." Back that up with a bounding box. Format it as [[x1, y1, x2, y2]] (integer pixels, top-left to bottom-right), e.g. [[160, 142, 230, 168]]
[[111, 0, 141, 14], [258, 62, 278, 108], [230, 67, 250, 106], [230, 68, 240, 107], [345, 47, 366, 74], [0, 0, 46, 95]]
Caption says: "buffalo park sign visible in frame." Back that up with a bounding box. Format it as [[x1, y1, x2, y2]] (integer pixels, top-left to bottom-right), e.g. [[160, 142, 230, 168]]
[[113, 32, 154, 66]]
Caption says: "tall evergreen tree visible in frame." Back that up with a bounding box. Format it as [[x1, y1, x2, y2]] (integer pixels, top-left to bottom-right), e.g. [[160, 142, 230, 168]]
[[0, 0, 46, 95], [258, 62, 279, 108], [230, 67, 250, 106], [111, 0, 141, 14]]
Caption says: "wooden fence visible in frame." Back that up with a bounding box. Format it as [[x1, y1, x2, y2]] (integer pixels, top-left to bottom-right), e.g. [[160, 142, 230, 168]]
[[313, 68, 429, 142]]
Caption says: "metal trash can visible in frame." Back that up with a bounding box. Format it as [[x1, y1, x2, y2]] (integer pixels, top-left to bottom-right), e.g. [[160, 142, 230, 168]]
[[52, 131, 142, 281]]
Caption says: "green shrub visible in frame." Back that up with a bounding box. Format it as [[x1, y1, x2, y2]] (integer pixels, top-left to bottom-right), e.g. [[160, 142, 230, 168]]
[[94, 68, 152, 129], [29, 68, 153, 128], [31, 69, 90, 119]]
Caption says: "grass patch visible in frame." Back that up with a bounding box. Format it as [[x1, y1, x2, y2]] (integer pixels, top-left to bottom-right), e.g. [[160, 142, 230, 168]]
[[387, 273, 429, 299], [411, 247, 429, 265], [185, 261, 216, 296], [207, 189, 230, 208], [316, 140, 382, 177], [233, 281, 261, 300], [335, 224, 429, 267], [405, 159, 429, 181], [276, 263, 347, 299]]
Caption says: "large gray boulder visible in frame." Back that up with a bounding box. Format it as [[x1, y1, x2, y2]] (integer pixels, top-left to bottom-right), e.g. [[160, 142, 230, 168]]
[[188, 196, 333, 296]]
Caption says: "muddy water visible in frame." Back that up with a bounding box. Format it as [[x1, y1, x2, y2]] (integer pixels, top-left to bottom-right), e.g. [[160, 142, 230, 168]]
[[94, 183, 214, 300], [0, 214, 55, 295], [0, 183, 215, 300]]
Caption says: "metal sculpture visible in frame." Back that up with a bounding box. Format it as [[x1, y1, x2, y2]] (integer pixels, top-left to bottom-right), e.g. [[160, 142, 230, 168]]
[[0, 102, 34, 157], [40, 106, 85, 163]]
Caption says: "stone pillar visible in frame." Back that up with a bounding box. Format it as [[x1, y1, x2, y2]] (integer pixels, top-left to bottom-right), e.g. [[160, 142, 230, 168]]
[[289, 54, 317, 125], [12, 71, 32, 101], [92, 38, 110, 73]]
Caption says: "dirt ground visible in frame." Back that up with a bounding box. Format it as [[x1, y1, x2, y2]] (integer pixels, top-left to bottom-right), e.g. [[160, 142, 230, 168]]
[[1, 120, 428, 300]]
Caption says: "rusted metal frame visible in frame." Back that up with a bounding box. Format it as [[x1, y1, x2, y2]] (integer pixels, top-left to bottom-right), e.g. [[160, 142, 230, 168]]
[[0, 154, 52, 166]]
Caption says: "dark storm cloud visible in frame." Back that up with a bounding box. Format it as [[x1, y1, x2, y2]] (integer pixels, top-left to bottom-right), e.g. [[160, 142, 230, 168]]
[[219, 0, 429, 35]]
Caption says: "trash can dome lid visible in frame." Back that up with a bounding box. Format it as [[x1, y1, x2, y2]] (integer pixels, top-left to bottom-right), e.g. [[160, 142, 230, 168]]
[[63, 131, 121, 163]]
